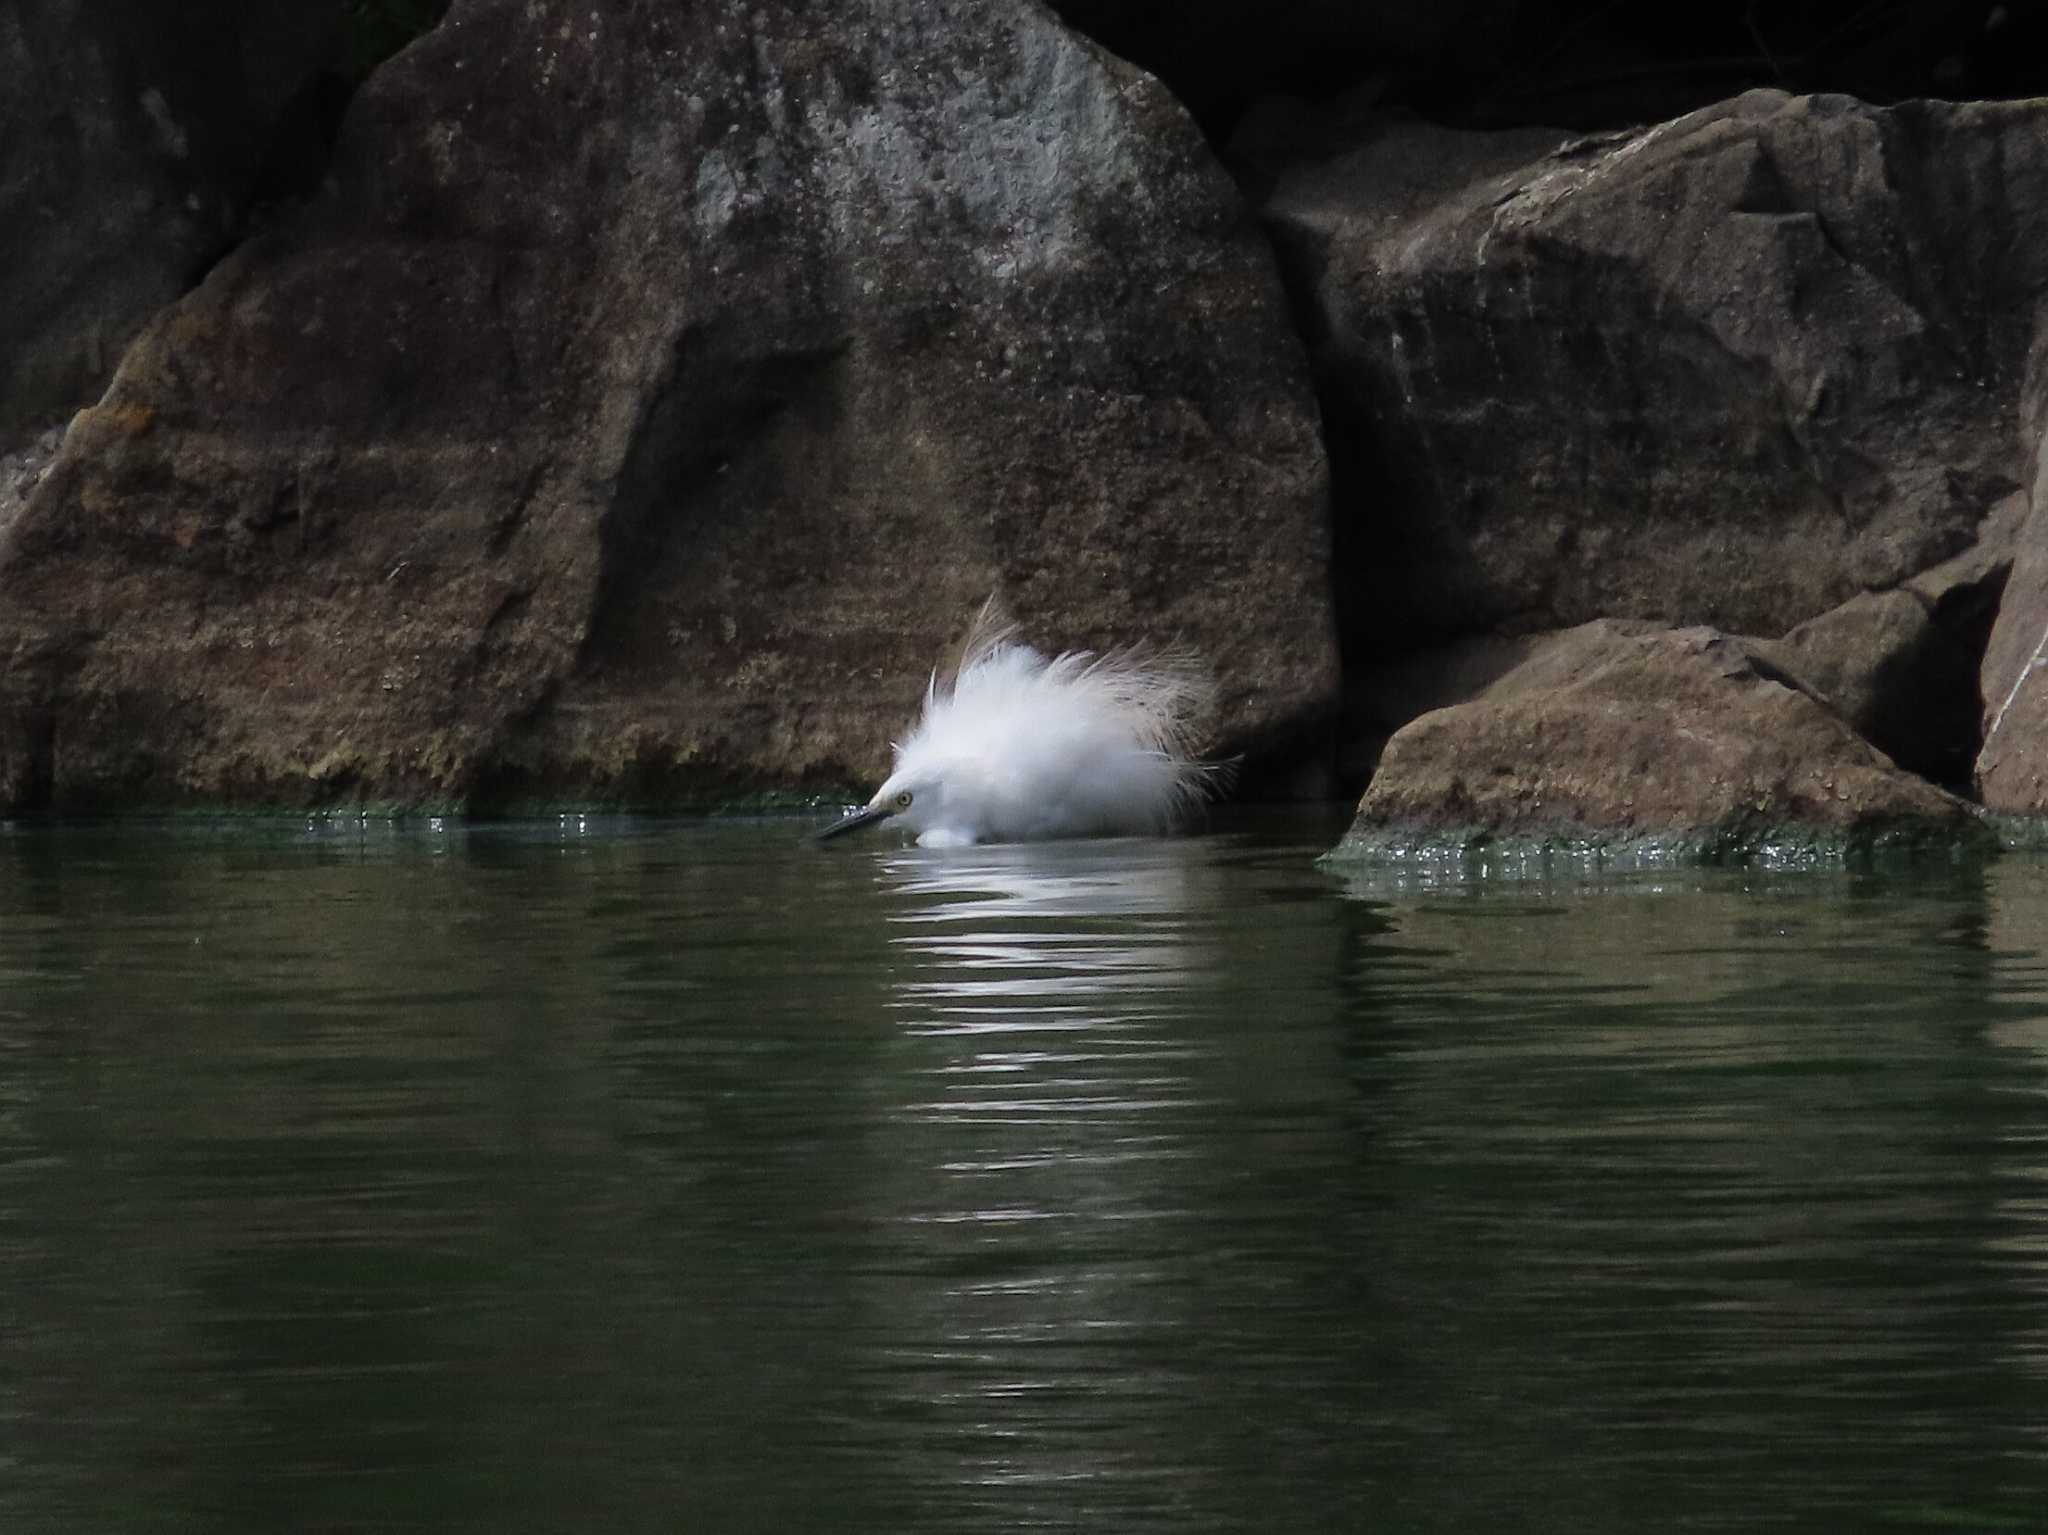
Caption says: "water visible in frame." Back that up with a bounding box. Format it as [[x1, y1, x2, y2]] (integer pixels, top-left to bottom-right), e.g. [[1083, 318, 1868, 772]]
[[2, 813, 2047, 1532]]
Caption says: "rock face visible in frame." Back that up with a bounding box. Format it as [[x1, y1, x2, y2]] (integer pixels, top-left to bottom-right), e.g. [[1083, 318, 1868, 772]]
[[0, 0, 1333, 812], [14, 3, 2046, 841], [0, 0, 345, 444], [1260, 90, 2048, 654], [1976, 434, 2048, 812], [1340, 621, 1979, 851], [0, 428, 66, 550]]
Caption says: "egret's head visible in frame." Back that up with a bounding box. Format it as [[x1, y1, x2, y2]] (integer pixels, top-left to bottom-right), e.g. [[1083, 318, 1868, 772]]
[[815, 768, 941, 843]]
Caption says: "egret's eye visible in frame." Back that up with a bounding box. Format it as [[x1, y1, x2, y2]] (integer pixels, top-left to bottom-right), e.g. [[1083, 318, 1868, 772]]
[[895, 790, 914, 809]]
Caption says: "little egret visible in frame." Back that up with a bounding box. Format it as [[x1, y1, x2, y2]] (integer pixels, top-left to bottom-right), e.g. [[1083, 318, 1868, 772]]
[[818, 598, 1225, 848]]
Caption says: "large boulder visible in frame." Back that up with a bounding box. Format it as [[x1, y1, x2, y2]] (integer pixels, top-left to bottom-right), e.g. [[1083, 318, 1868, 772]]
[[1257, 90, 2048, 654], [1335, 620, 1980, 854], [0, 0, 346, 445], [1343, 519, 2014, 797], [0, 0, 1333, 812]]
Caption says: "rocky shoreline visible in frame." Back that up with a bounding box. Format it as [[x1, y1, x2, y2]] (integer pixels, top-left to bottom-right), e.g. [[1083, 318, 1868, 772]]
[[5, 1, 2047, 856]]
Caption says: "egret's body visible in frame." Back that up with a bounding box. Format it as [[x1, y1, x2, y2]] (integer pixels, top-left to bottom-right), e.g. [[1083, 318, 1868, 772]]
[[819, 601, 1222, 848]]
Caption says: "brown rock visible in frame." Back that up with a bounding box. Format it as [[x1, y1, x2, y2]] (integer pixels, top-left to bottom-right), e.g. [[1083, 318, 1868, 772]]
[[1756, 485, 2013, 788], [1339, 620, 1979, 851], [0, 0, 1333, 812], [1259, 90, 2048, 651]]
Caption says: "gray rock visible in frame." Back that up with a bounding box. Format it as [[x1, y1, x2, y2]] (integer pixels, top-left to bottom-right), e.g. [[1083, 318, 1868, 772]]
[[0, 427, 65, 550], [1260, 89, 2048, 652], [0, 0, 1332, 811]]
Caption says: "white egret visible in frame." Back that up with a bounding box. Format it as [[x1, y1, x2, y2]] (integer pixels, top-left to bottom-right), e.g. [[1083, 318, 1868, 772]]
[[818, 598, 1226, 848]]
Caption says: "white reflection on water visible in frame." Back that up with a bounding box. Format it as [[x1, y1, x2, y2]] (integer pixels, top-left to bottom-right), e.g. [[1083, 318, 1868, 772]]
[[878, 839, 1213, 1024], [854, 839, 1247, 1509], [873, 839, 1219, 1142]]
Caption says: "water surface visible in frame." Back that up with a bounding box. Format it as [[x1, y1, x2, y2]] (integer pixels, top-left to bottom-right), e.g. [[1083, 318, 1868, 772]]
[[2, 815, 2046, 1530]]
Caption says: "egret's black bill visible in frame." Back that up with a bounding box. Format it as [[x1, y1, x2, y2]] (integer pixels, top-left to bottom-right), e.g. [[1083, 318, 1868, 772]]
[[816, 804, 892, 843]]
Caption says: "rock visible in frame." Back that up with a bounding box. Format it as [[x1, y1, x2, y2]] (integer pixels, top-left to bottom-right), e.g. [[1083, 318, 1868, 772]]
[[1338, 620, 1980, 852], [1338, 629, 1537, 784], [1257, 90, 2048, 655], [1976, 430, 2048, 812], [1755, 489, 2015, 791], [1756, 591, 1984, 788], [0, 0, 347, 444], [0, 0, 1333, 813], [0, 427, 66, 550], [1346, 501, 2013, 795], [1642, 480, 2016, 800]]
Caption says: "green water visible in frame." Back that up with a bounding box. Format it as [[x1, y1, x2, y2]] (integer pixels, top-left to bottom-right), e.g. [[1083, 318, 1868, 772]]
[[2, 813, 2046, 1531]]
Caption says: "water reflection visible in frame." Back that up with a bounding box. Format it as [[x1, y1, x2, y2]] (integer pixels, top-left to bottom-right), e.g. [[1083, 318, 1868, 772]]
[[1327, 856, 2048, 1528], [5, 822, 2048, 1530], [882, 837, 1209, 1039], [856, 841, 1242, 1520], [1986, 859, 2048, 1423]]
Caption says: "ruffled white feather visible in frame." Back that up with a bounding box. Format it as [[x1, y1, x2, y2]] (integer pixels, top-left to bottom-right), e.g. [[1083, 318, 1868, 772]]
[[867, 598, 1224, 847]]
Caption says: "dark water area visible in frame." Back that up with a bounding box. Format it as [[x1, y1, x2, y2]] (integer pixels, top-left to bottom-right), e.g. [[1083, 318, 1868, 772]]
[[2, 813, 2046, 1531]]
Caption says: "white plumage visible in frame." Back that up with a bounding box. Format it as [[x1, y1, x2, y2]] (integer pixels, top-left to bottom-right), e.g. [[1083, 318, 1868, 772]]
[[819, 598, 1224, 848]]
